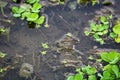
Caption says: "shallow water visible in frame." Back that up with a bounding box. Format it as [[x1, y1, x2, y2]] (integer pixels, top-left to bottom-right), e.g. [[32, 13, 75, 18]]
[[0, 0, 120, 80]]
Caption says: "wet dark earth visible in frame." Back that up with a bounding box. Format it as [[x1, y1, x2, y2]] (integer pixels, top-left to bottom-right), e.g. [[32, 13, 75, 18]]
[[0, 0, 120, 80]]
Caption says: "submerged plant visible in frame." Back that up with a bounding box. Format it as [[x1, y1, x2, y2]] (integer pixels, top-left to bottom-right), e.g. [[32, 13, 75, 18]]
[[84, 15, 112, 44], [12, 0, 48, 28]]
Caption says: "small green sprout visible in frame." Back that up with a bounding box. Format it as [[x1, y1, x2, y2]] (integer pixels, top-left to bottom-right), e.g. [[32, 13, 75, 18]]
[[88, 55, 94, 60], [0, 51, 6, 58], [41, 50, 47, 55], [41, 42, 49, 49]]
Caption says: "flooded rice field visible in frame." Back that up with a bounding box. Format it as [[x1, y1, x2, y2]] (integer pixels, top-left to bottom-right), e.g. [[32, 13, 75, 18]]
[[0, 0, 120, 80]]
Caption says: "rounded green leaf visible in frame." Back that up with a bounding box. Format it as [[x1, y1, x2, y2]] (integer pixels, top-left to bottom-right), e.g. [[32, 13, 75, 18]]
[[88, 75, 96, 80], [32, 3, 42, 12], [67, 75, 74, 80], [34, 15, 45, 24], [113, 24, 120, 34], [101, 51, 120, 64], [27, 13, 38, 21], [115, 36, 120, 43], [12, 6, 19, 13], [74, 73, 83, 80]]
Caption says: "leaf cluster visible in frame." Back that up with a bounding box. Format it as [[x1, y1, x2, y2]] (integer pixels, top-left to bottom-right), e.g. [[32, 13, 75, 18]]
[[67, 65, 97, 80], [110, 18, 120, 43], [67, 51, 120, 80], [12, 0, 45, 27], [84, 15, 112, 44]]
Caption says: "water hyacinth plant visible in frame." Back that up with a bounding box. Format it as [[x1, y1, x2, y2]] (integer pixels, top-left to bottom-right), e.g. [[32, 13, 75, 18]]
[[12, 0, 47, 28], [84, 15, 113, 44]]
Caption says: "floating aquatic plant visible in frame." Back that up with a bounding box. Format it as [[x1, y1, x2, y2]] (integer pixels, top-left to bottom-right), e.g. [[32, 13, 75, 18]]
[[67, 51, 120, 80], [84, 15, 113, 44], [12, 0, 47, 28]]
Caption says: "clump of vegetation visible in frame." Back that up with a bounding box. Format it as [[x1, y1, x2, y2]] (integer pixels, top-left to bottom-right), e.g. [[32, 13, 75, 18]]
[[67, 51, 120, 80], [110, 18, 120, 43], [41, 42, 49, 55], [84, 15, 113, 44], [12, 0, 47, 28], [77, 0, 99, 6]]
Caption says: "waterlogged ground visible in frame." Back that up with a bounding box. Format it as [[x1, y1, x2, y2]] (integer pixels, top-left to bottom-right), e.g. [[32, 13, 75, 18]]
[[0, 0, 120, 80]]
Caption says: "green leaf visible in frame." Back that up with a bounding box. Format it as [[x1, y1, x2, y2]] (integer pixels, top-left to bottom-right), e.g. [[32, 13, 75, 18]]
[[12, 6, 25, 17], [27, 13, 38, 21], [34, 16, 45, 24], [96, 24, 105, 31], [90, 21, 97, 31], [0, 52, 6, 58], [12, 6, 25, 14], [84, 30, 90, 36], [41, 51, 47, 55], [109, 32, 117, 38], [82, 65, 91, 73], [113, 24, 120, 34], [26, 0, 36, 4], [74, 73, 83, 80], [102, 30, 108, 34], [12, 6, 19, 13], [13, 14, 21, 17], [115, 35, 120, 43], [87, 67, 97, 75], [103, 71, 111, 78], [111, 65, 119, 78], [88, 75, 96, 80], [82, 65, 97, 75], [67, 75, 74, 80], [21, 12, 31, 20], [100, 16, 107, 23], [101, 51, 120, 64], [32, 3, 42, 12], [41, 42, 49, 49]]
